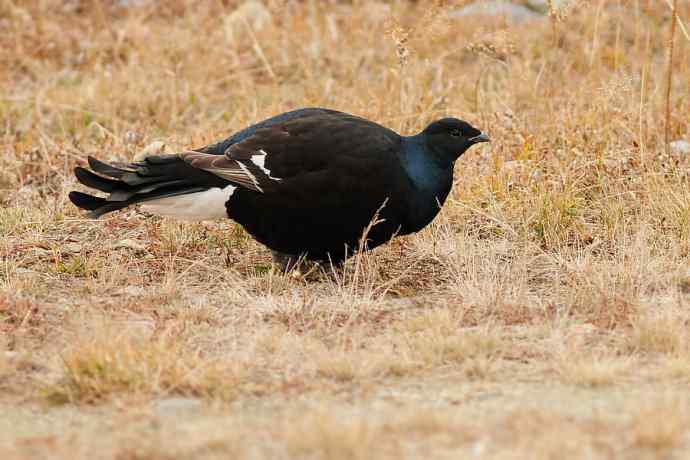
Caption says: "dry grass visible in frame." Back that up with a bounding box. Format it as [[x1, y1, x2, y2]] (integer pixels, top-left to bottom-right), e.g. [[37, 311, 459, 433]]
[[44, 321, 240, 404], [1, 0, 690, 458], [630, 395, 688, 454]]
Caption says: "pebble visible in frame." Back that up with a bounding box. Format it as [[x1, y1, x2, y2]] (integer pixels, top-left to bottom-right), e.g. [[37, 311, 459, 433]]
[[121, 286, 146, 296], [449, 1, 541, 23], [134, 141, 169, 161], [670, 140, 690, 155], [224, 0, 272, 43], [526, 0, 567, 13], [111, 239, 147, 252], [124, 131, 143, 145], [153, 398, 203, 416], [63, 243, 83, 253]]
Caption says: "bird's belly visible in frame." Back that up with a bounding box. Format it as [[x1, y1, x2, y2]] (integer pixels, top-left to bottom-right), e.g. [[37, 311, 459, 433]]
[[227, 192, 403, 261], [400, 192, 448, 234], [402, 207, 441, 234]]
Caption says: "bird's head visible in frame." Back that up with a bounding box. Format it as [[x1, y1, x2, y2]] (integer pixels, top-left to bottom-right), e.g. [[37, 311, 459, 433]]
[[421, 118, 489, 163]]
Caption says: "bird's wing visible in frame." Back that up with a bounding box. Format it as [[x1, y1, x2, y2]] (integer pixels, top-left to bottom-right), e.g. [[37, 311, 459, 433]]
[[197, 107, 343, 155], [181, 150, 268, 193], [182, 110, 400, 194]]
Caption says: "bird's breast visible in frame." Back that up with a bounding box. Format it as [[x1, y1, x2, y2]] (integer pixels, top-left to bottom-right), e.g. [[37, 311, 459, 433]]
[[401, 185, 451, 234]]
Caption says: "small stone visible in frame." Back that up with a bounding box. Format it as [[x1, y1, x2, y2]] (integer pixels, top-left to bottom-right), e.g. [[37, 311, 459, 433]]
[[107, 155, 128, 164], [122, 286, 146, 296], [153, 398, 203, 416], [224, 0, 272, 43], [670, 140, 690, 155], [111, 239, 147, 252], [134, 141, 169, 161], [31, 248, 53, 256], [449, 1, 541, 23], [526, 0, 567, 13], [124, 131, 143, 145], [63, 243, 83, 253], [116, 0, 151, 7]]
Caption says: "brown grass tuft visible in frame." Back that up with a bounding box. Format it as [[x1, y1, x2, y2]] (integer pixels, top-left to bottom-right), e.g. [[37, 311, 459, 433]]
[[45, 324, 237, 404]]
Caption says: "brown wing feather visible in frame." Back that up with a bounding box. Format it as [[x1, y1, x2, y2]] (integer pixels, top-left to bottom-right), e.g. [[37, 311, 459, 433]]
[[181, 151, 264, 192], [223, 125, 291, 160]]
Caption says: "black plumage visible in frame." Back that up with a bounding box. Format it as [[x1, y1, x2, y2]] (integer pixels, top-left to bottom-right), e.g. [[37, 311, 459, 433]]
[[69, 108, 489, 266]]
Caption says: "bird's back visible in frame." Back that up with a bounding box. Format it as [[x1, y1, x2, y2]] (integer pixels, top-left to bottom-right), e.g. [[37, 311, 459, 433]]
[[199, 108, 398, 156]]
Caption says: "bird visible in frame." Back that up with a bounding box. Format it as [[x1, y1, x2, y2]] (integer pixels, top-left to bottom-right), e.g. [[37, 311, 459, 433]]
[[69, 108, 489, 269]]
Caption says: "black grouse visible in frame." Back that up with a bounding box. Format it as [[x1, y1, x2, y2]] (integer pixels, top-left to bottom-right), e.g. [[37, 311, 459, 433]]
[[69, 108, 489, 267]]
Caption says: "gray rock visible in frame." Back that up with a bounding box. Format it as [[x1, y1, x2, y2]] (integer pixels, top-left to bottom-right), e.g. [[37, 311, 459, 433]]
[[116, 0, 151, 7], [31, 248, 53, 257], [63, 243, 83, 253], [15, 268, 35, 274], [153, 398, 203, 416], [224, 1, 272, 43], [670, 140, 690, 155], [111, 239, 147, 252], [119, 285, 146, 297], [124, 131, 143, 145], [134, 141, 169, 161], [526, 0, 567, 13], [450, 1, 542, 22]]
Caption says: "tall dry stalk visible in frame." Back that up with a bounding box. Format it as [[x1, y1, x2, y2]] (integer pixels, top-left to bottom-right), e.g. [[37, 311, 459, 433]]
[[664, 0, 678, 156]]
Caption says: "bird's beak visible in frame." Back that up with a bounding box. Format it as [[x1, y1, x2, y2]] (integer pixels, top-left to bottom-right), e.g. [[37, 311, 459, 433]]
[[470, 133, 490, 144]]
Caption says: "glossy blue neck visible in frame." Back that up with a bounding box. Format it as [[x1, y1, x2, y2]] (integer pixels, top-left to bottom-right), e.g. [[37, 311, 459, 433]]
[[399, 134, 455, 232], [400, 134, 454, 192]]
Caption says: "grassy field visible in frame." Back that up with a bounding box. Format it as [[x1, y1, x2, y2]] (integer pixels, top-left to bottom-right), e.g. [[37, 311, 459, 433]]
[[1, 0, 690, 458]]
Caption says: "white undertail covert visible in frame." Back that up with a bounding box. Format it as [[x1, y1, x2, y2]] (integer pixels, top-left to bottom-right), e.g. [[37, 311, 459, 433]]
[[140, 185, 236, 221]]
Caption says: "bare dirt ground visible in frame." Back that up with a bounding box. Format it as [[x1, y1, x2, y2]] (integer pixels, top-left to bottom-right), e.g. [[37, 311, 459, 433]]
[[1, 1, 690, 458]]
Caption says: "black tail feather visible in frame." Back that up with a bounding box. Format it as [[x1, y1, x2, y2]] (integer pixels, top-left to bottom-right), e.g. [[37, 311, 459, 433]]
[[68, 191, 129, 218], [68, 191, 107, 211], [87, 156, 133, 179], [70, 154, 230, 219], [74, 167, 120, 193]]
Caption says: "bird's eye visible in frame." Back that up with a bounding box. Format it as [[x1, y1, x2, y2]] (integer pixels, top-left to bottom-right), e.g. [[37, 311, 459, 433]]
[[450, 128, 461, 137]]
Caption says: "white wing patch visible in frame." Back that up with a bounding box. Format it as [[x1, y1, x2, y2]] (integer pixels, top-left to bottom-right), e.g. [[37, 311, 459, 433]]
[[140, 185, 236, 221], [251, 150, 282, 181], [237, 161, 263, 192]]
